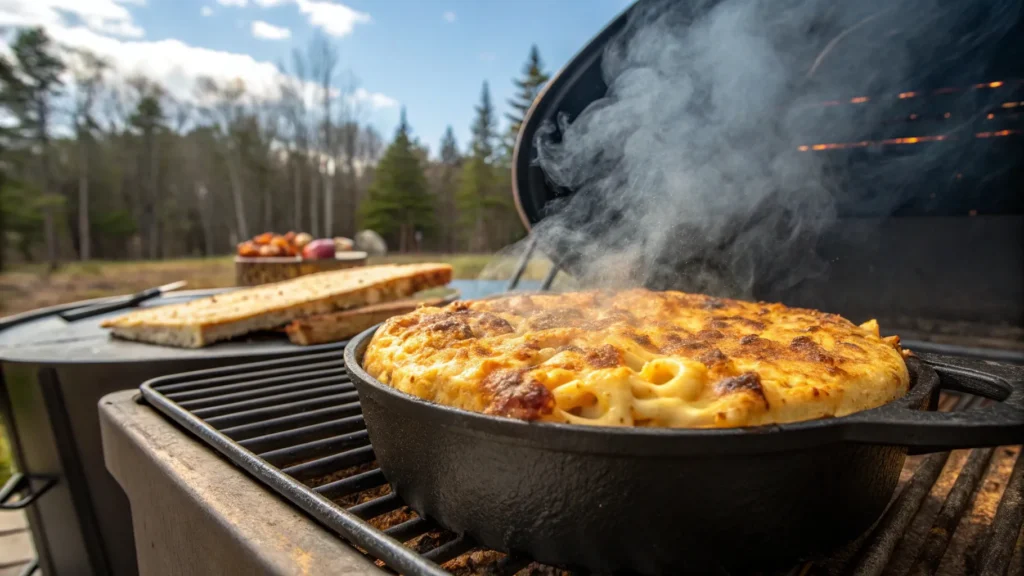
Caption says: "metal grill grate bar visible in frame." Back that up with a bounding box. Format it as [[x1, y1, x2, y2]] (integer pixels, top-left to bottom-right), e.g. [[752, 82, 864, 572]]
[[907, 447, 996, 576], [847, 451, 951, 576], [494, 555, 532, 576], [220, 402, 362, 441], [422, 536, 476, 565], [349, 492, 404, 520], [175, 370, 348, 408], [384, 518, 433, 543], [192, 383, 353, 418], [316, 469, 388, 500], [205, 392, 360, 428], [281, 445, 376, 481], [152, 352, 346, 394], [163, 363, 346, 401], [239, 415, 366, 453], [260, 430, 370, 467], [978, 449, 1024, 575]]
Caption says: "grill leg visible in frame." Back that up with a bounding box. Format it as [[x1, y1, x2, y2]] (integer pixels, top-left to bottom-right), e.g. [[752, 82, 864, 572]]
[[506, 235, 538, 291]]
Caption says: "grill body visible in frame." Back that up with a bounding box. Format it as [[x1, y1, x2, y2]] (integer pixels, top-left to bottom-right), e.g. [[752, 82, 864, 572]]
[[119, 337, 1024, 575]]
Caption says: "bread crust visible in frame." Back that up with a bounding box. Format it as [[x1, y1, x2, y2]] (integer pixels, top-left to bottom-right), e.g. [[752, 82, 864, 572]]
[[101, 264, 452, 348], [286, 297, 448, 345]]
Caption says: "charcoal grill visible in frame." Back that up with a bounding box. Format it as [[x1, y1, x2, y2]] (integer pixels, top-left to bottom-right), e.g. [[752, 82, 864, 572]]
[[136, 347, 1024, 575]]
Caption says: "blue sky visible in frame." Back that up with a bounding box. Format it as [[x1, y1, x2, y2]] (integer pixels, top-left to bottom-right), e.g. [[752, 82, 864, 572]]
[[1, 0, 631, 157]]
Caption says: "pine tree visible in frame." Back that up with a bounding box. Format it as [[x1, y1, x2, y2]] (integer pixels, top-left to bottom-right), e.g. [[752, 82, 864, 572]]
[[440, 127, 459, 166], [360, 108, 434, 252], [471, 82, 496, 161], [0, 28, 66, 269], [458, 82, 497, 252], [505, 45, 550, 153], [435, 126, 460, 252], [130, 93, 165, 259]]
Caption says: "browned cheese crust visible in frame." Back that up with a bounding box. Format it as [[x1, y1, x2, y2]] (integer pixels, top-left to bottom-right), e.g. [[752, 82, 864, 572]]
[[363, 289, 910, 428]]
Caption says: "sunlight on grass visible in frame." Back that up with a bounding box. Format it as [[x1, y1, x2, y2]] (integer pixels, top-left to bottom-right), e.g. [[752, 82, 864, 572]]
[[0, 253, 573, 317], [0, 420, 13, 487]]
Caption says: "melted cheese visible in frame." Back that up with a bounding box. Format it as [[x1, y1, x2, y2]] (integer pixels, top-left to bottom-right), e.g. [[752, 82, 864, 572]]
[[363, 289, 910, 428]]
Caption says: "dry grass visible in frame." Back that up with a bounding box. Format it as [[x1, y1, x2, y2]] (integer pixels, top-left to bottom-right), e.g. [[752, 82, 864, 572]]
[[0, 253, 568, 317], [0, 424, 11, 487]]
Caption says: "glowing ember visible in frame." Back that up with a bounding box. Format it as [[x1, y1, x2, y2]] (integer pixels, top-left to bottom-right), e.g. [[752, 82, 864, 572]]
[[976, 130, 1019, 138], [1002, 102, 1022, 109], [944, 112, 952, 118], [796, 130, 1019, 152], [813, 80, 1017, 108], [987, 113, 996, 119]]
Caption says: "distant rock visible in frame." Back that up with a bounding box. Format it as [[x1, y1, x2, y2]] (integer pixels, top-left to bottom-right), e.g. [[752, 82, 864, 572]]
[[355, 230, 387, 256]]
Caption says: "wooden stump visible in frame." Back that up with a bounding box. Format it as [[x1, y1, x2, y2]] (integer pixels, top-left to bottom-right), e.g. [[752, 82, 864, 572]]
[[234, 252, 367, 286]]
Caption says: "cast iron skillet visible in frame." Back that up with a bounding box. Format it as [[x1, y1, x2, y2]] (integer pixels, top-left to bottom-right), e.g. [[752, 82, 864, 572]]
[[345, 328, 1024, 574]]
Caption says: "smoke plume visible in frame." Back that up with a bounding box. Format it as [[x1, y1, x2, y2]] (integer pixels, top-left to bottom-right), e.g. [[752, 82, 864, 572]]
[[526, 0, 1019, 298]]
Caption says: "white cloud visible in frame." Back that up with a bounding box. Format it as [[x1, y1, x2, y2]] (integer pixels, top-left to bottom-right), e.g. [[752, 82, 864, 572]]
[[352, 87, 397, 109], [0, 0, 145, 38], [251, 20, 290, 40], [200, 6, 213, 16], [442, 11, 456, 23], [293, 0, 369, 37], [0, 0, 395, 114], [478, 51, 496, 62], [216, 0, 247, 6], [246, 0, 370, 37]]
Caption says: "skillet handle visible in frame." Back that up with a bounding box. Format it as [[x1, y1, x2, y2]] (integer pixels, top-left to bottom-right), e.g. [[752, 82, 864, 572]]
[[842, 352, 1024, 452]]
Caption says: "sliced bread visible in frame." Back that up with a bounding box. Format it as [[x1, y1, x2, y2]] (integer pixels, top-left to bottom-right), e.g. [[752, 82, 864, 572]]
[[101, 263, 452, 348], [285, 296, 448, 345]]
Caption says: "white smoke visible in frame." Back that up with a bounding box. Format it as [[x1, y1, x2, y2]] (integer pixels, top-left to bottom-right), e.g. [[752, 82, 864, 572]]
[[528, 0, 1020, 298]]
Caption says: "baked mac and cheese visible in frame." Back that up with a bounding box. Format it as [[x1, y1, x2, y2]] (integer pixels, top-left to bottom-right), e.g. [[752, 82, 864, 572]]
[[363, 289, 909, 428]]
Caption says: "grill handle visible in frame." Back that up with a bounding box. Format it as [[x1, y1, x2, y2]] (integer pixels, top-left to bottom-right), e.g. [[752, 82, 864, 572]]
[[0, 472, 56, 510], [843, 352, 1024, 452]]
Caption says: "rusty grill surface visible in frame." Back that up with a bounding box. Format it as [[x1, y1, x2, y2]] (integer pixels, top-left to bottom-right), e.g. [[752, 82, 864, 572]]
[[140, 347, 1024, 576]]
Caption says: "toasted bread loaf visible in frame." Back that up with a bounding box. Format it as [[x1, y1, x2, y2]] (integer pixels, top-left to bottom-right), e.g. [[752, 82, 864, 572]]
[[101, 263, 452, 348], [285, 297, 448, 345]]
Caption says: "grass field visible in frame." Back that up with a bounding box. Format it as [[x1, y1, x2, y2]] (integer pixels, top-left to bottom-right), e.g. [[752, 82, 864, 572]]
[[0, 252, 569, 480], [0, 422, 11, 487], [0, 253, 568, 317]]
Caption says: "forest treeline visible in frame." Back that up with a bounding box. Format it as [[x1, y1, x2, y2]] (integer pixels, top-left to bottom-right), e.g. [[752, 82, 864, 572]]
[[0, 28, 551, 270]]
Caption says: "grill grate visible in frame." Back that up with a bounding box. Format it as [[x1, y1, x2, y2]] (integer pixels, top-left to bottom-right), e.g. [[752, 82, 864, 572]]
[[141, 348, 1024, 576]]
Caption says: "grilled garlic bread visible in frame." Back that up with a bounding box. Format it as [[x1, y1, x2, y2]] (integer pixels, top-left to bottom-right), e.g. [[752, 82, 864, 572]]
[[102, 264, 452, 348], [363, 289, 910, 428]]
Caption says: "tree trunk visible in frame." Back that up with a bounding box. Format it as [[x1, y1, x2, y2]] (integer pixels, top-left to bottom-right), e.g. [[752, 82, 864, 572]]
[[78, 129, 91, 260], [308, 160, 320, 237], [198, 182, 215, 256], [292, 155, 303, 231], [263, 177, 272, 233], [146, 132, 160, 259], [38, 102, 57, 270], [324, 168, 334, 236], [223, 145, 250, 241], [345, 156, 357, 237]]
